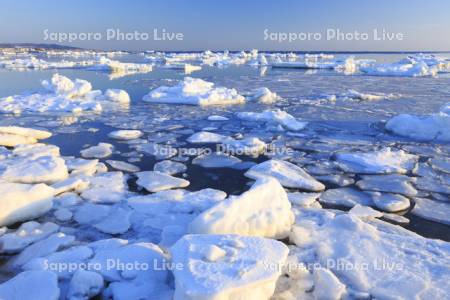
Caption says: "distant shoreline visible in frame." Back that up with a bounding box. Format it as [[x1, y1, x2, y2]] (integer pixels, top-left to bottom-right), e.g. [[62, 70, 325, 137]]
[[1, 43, 449, 54]]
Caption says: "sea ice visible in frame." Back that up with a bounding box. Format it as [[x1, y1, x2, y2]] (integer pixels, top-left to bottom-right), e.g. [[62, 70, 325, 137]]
[[0, 222, 59, 253], [341, 89, 400, 101], [80, 143, 114, 159], [80, 172, 127, 203], [143, 77, 245, 106], [369, 192, 411, 212], [335, 148, 417, 174], [67, 270, 104, 300], [319, 188, 374, 207], [1, 155, 69, 184], [356, 174, 418, 196], [349, 204, 383, 220], [220, 137, 267, 158], [192, 152, 241, 168], [186, 131, 226, 144], [386, 102, 450, 142], [0, 126, 52, 140], [93, 207, 131, 234], [171, 234, 289, 300], [108, 130, 143, 140], [245, 159, 325, 191], [0, 271, 59, 300], [106, 160, 140, 172], [207, 115, 229, 121], [287, 209, 450, 299], [9, 232, 75, 267], [288, 192, 321, 207], [189, 177, 294, 238], [0, 74, 130, 114], [312, 268, 346, 300], [153, 160, 187, 175], [361, 59, 438, 77], [237, 109, 307, 131], [247, 87, 281, 104], [0, 181, 55, 227], [411, 197, 450, 225], [136, 171, 190, 192]]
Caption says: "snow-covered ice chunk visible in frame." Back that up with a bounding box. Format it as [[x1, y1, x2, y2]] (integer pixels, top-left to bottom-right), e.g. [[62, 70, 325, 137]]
[[143, 77, 245, 106], [247, 87, 281, 104], [67, 270, 104, 300], [0, 126, 52, 139], [0, 181, 55, 227], [66, 157, 99, 176], [104, 89, 131, 104], [288, 192, 321, 207], [237, 109, 307, 131], [88, 242, 168, 283], [356, 174, 417, 196], [187, 131, 226, 144], [0, 74, 129, 114], [23, 245, 94, 279], [80, 172, 127, 203], [136, 171, 190, 192], [133, 142, 177, 160], [164, 63, 201, 74], [207, 115, 229, 121], [430, 157, 450, 174], [245, 159, 325, 191], [312, 268, 346, 300], [106, 160, 140, 172], [382, 212, 410, 224], [192, 152, 241, 168], [74, 203, 111, 225], [386, 102, 450, 142], [0, 133, 37, 147], [88, 56, 152, 75], [10, 232, 75, 267], [189, 177, 294, 238], [289, 210, 450, 299], [54, 208, 73, 221], [369, 192, 411, 212], [94, 207, 131, 234], [80, 143, 114, 159], [1, 155, 69, 184], [319, 188, 374, 207], [335, 148, 417, 174], [153, 160, 187, 175], [349, 204, 383, 220], [0, 221, 59, 253], [220, 137, 267, 157], [108, 130, 143, 141], [342, 89, 400, 101], [361, 59, 437, 77], [0, 271, 59, 300], [171, 234, 289, 300], [128, 188, 226, 217], [411, 197, 450, 225], [42, 73, 92, 97]]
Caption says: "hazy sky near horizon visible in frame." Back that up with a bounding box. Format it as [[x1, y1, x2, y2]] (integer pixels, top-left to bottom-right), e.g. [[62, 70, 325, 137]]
[[1, 0, 450, 51]]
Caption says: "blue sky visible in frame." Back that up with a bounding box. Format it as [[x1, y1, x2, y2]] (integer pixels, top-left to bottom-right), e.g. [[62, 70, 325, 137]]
[[1, 0, 449, 51]]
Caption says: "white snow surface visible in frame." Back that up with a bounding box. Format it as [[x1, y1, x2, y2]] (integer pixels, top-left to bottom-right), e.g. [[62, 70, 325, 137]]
[[143, 77, 245, 106], [189, 177, 294, 239], [0, 74, 130, 114], [171, 234, 289, 300], [386, 102, 450, 142], [335, 148, 418, 174], [245, 159, 325, 191]]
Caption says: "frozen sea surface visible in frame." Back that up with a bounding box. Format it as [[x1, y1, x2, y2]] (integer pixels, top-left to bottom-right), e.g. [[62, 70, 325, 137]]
[[0, 50, 449, 299]]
